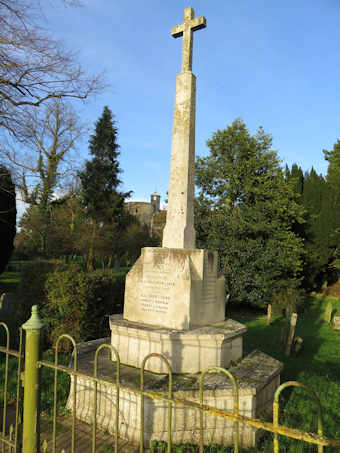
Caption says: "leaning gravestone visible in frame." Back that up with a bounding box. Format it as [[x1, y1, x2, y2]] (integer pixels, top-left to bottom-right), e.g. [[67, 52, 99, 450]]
[[324, 301, 332, 324], [285, 313, 298, 356], [68, 7, 283, 448]]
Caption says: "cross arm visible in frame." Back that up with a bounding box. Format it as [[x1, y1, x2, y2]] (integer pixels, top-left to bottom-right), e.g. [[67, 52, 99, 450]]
[[171, 16, 207, 38], [190, 16, 207, 32], [171, 24, 184, 38]]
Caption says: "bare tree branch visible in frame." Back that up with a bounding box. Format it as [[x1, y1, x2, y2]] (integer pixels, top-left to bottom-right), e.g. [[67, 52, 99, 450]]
[[0, 0, 105, 139]]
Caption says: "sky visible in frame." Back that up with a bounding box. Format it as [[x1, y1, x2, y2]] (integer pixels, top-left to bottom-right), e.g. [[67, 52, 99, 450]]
[[34, 0, 340, 206]]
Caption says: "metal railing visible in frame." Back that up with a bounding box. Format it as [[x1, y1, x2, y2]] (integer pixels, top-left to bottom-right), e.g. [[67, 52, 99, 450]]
[[0, 323, 23, 453], [1, 306, 340, 452]]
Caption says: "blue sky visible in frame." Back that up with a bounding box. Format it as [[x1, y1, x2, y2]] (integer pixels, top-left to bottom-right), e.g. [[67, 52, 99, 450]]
[[42, 0, 340, 204]]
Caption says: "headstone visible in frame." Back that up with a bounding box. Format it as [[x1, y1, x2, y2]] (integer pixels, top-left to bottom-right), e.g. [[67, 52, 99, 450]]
[[332, 316, 340, 331], [0, 293, 5, 309], [285, 312, 298, 356], [266, 304, 272, 325], [324, 301, 332, 323], [293, 336, 303, 355]]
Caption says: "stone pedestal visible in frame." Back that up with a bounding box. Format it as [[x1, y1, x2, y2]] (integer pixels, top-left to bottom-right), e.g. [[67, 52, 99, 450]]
[[123, 247, 225, 330], [110, 315, 246, 373], [67, 339, 283, 448]]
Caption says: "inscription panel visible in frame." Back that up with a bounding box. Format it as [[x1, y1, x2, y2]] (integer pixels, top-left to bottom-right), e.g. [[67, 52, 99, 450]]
[[140, 268, 174, 315], [203, 255, 216, 304]]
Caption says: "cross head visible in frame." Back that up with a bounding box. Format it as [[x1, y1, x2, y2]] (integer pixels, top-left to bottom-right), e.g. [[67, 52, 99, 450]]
[[171, 7, 206, 72]]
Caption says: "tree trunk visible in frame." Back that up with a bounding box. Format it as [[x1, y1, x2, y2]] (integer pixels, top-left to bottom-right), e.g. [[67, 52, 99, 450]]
[[87, 221, 97, 271]]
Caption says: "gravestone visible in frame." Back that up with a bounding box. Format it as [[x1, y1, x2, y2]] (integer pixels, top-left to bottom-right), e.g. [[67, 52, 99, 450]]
[[324, 301, 332, 324], [266, 304, 272, 325], [332, 316, 340, 330], [285, 313, 298, 356]]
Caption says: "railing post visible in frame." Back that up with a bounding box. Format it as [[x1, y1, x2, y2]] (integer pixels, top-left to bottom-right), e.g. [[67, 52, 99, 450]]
[[22, 305, 46, 453]]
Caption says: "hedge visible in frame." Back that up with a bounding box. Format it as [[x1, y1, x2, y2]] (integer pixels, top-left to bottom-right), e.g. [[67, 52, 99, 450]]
[[16, 261, 125, 350]]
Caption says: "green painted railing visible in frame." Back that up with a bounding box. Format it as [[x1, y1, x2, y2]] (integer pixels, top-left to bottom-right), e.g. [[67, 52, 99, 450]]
[[1, 306, 340, 452]]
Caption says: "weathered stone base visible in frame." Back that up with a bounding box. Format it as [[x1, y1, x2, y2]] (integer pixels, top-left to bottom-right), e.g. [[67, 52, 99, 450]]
[[110, 315, 246, 373], [67, 339, 283, 448]]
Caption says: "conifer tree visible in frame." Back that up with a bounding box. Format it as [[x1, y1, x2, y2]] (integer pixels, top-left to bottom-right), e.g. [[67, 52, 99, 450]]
[[79, 106, 131, 268], [0, 165, 16, 274]]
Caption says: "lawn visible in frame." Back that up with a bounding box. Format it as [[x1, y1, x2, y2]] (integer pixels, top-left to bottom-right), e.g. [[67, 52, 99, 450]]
[[230, 295, 340, 452], [0, 269, 21, 293]]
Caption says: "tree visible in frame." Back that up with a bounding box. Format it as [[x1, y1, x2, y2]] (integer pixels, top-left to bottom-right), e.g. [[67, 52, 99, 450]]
[[195, 119, 305, 309], [0, 0, 102, 140], [0, 164, 16, 273], [7, 99, 85, 255], [79, 106, 131, 268]]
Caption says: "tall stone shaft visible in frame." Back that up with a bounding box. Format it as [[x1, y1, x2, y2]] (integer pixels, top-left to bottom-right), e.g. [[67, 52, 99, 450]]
[[162, 7, 206, 249]]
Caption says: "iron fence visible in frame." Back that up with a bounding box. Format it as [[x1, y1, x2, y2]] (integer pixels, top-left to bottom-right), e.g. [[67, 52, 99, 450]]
[[1, 306, 340, 453]]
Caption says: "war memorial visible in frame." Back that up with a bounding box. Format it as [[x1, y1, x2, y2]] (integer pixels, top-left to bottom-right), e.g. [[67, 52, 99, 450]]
[[68, 7, 282, 448]]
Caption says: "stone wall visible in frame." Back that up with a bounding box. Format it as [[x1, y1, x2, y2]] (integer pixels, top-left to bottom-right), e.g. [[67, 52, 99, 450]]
[[125, 201, 153, 227], [125, 200, 166, 235]]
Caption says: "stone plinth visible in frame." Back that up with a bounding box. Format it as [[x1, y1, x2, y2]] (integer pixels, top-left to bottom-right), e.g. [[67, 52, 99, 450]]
[[110, 315, 246, 373], [123, 247, 225, 330], [67, 339, 283, 448]]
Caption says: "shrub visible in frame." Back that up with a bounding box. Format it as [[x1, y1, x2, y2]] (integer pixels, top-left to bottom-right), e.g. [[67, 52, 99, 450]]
[[42, 269, 124, 350], [271, 280, 304, 318], [15, 259, 76, 327]]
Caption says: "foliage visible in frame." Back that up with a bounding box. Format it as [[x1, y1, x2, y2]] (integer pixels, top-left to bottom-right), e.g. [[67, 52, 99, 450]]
[[0, 164, 16, 274], [271, 281, 304, 317], [79, 106, 132, 268], [42, 268, 124, 350], [15, 259, 75, 327], [195, 119, 305, 308], [79, 106, 130, 225], [7, 100, 86, 256], [16, 190, 88, 259], [285, 161, 340, 291]]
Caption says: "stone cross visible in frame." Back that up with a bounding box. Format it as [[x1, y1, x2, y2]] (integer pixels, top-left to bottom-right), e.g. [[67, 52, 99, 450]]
[[171, 7, 206, 72], [162, 7, 206, 249]]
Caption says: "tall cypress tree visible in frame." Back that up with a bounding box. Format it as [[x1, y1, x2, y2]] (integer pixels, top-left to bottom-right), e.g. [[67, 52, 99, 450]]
[[79, 106, 131, 268], [0, 165, 16, 274]]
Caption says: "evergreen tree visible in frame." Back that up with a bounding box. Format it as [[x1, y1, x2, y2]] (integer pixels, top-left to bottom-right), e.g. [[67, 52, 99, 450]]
[[79, 106, 131, 268], [195, 119, 305, 309], [289, 163, 304, 197], [0, 165, 16, 274]]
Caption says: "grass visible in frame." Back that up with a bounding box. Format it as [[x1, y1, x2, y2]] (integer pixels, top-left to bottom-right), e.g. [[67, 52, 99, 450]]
[[229, 295, 340, 452], [0, 270, 21, 293], [0, 347, 71, 414]]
